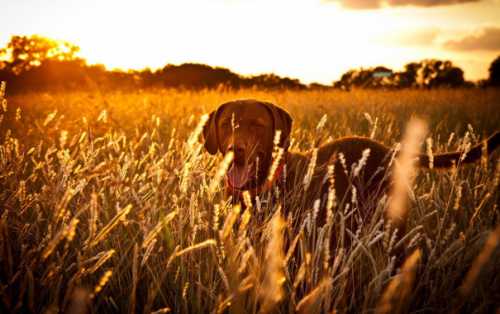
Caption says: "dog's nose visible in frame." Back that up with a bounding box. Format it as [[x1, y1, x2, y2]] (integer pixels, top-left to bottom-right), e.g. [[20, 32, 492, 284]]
[[228, 144, 246, 165]]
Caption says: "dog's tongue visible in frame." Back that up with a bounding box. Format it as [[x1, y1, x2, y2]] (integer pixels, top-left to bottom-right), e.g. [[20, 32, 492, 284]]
[[228, 163, 249, 189]]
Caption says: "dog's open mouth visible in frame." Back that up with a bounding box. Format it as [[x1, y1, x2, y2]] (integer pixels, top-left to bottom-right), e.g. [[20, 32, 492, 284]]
[[227, 154, 268, 190], [227, 161, 255, 189]]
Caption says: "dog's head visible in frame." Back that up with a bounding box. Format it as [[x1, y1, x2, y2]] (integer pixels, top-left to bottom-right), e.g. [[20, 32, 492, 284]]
[[203, 99, 292, 191]]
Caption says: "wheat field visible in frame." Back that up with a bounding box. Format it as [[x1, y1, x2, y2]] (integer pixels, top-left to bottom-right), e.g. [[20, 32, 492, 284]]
[[0, 85, 499, 313]]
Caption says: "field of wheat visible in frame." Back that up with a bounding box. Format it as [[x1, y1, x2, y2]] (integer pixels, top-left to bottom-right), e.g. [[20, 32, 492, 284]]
[[0, 84, 499, 313]]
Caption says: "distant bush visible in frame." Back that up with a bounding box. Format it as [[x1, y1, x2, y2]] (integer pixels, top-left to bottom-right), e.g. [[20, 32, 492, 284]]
[[487, 55, 500, 87]]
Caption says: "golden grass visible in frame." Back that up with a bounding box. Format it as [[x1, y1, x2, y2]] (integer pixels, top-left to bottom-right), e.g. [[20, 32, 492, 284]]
[[0, 86, 499, 313]]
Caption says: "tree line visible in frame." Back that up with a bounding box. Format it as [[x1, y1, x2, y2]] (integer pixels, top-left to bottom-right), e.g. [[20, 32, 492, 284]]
[[1, 35, 499, 93]]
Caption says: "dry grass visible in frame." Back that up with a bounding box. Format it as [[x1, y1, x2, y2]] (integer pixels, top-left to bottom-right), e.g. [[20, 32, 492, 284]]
[[0, 85, 499, 313]]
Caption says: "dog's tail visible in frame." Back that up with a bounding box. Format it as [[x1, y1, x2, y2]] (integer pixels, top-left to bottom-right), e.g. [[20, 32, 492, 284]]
[[418, 131, 500, 169]]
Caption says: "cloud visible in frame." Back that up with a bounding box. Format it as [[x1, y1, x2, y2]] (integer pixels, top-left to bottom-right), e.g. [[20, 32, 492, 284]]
[[444, 27, 500, 51], [372, 28, 440, 46], [390, 28, 440, 46], [334, 0, 480, 9]]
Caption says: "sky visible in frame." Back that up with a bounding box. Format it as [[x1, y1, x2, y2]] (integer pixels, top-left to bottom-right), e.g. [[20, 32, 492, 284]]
[[1, 0, 499, 84]]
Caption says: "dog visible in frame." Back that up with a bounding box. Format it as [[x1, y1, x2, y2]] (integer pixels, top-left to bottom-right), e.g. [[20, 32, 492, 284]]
[[202, 99, 500, 234]]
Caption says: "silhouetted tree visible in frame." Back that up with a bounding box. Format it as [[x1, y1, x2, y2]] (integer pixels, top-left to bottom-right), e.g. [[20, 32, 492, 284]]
[[334, 60, 466, 90], [396, 62, 420, 88], [415, 59, 465, 88], [334, 66, 395, 89], [0, 35, 80, 74], [156, 63, 241, 89], [0, 35, 90, 92], [244, 74, 305, 90], [488, 55, 500, 87]]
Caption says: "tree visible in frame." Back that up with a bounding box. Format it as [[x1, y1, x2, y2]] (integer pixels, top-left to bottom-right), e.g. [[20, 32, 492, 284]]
[[334, 66, 395, 89], [396, 62, 421, 88], [157, 63, 242, 89], [333, 60, 466, 90], [415, 59, 465, 88], [0, 35, 80, 74], [488, 55, 500, 87]]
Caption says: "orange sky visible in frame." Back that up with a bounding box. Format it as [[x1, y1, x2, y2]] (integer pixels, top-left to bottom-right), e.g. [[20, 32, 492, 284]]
[[1, 0, 499, 83]]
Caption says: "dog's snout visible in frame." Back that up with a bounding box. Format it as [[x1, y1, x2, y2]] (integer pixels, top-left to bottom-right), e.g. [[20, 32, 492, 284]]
[[227, 144, 244, 154], [228, 144, 246, 165]]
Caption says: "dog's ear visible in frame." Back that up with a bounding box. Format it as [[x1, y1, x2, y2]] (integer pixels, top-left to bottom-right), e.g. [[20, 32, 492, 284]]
[[202, 109, 220, 155], [264, 102, 293, 150]]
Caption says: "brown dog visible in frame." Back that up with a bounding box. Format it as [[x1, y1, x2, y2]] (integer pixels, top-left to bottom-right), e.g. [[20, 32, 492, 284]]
[[203, 99, 500, 232]]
